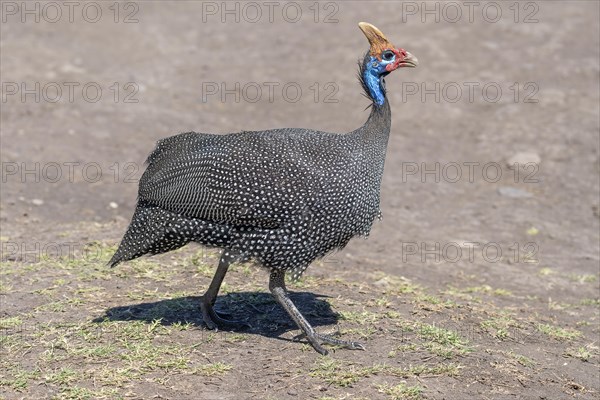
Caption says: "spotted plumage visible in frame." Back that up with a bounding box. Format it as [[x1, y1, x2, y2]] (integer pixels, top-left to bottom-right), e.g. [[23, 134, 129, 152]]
[[110, 22, 417, 355]]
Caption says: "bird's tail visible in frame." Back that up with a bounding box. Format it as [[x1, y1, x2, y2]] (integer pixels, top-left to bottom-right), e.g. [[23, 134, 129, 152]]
[[108, 203, 190, 267]]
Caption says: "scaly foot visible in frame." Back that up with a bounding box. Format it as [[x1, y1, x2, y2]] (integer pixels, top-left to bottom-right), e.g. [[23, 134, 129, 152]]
[[200, 297, 249, 331], [293, 331, 365, 355]]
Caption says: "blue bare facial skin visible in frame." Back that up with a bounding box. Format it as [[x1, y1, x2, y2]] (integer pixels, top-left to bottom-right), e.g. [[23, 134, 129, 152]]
[[363, 55, 396, 106]]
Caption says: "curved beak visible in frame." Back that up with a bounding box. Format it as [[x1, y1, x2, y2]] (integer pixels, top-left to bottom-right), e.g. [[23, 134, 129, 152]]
[[399, 51, 418, 68]]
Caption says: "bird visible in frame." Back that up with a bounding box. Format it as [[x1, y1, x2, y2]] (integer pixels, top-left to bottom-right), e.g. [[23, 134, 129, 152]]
[[109, 22, 418, 355]]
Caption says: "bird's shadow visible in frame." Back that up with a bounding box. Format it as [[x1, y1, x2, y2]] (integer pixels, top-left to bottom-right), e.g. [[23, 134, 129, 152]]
[[93, 291, 341, 341]]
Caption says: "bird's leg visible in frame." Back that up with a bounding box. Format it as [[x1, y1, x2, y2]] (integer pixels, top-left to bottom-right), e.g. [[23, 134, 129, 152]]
[[200, 249, 247, 330], [268, 269, 365, 355]]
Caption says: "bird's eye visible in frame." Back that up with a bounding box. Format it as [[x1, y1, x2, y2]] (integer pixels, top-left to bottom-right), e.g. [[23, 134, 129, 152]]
[[382, 51, 394, 61]]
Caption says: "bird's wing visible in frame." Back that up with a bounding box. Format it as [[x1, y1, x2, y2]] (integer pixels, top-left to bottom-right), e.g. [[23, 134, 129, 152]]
[[138, 131, 336, 229]]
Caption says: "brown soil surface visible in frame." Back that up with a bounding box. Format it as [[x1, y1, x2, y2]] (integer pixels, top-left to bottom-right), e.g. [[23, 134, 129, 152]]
[[1, 2, 599, 399]]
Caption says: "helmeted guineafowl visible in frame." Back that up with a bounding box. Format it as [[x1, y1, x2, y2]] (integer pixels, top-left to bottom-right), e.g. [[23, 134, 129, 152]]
[[110, 22, 418, 355]]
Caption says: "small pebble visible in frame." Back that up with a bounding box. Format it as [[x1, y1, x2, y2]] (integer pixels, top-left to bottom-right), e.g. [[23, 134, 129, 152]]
[[498, 187, 533, 198], [109, 202, 119, 209], [32, 199, 44, 206], [373, 277, 390, 288], [507, 152, 541, 168]]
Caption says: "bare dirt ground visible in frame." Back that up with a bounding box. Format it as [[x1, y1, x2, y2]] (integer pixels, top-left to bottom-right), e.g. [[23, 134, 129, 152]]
[[1, 1, 599, 399]]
